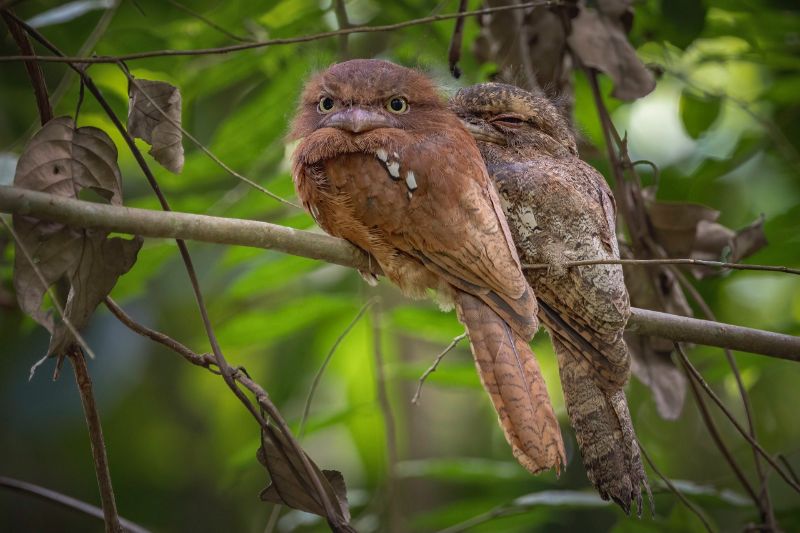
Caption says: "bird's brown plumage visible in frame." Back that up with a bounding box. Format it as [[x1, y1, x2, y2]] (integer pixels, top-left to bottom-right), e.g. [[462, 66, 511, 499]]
[[291, 60, 565, 474], [452, 82, 651, 514]]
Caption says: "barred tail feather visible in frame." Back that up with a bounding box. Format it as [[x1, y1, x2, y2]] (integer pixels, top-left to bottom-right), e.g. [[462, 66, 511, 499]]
[[551, 331, 650, 515], [456, 291, 566, 474]]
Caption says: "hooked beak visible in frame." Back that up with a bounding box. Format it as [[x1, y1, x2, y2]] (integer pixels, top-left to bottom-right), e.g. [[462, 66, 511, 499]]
[[460, 120, 507, 145], [326, 107, 392, 133]]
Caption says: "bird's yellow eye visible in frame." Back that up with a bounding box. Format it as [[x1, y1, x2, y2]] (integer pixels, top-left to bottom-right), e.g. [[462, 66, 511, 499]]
[[318, 96, 335, 113], [386, 97, 409, 114]]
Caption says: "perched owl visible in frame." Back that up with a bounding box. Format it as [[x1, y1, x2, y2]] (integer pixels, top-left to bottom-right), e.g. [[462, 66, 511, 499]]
[[291, 61, 565, 476], [452, 83, 650, 514]]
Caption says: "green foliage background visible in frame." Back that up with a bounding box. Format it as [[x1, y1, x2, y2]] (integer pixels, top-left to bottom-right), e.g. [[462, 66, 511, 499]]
[[1, 1, 799, 532]]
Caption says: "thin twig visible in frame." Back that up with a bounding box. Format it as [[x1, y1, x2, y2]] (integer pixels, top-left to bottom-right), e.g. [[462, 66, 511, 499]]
[[123, 69, 299, 209], [371, 300, 400, 531], [0, 1, 561, 64], [524, 258, 800, 276], [672, 267, 776, 528], [103, 297, 217, 370], [0, 476, 149, 533], [638, 445, 715, 533], [436, 506, 512, 533], [1, 9, 52, 124], [675, 344, 800, 494], [264, 504, 282, 533], [777, 454, 800, 486], [2, 186, 799, 359], [679, 347, 761, 507], [411, 333, 467, 405], [68, 349, 122, 533], [298, 299, 375, 438], [446, 0, 468, 78], [166, 0, 254, 43]]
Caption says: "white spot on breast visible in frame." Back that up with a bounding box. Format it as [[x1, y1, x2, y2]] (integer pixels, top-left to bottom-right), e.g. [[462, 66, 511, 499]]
[[386, 161, 400, 178], [376, 148, 388, 162], [405, 171, 417, 190]]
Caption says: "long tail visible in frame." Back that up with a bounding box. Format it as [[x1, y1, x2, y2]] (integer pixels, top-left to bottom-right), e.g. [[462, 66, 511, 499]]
[[456, 291, 565, 474], [549, 328, 651, 515]]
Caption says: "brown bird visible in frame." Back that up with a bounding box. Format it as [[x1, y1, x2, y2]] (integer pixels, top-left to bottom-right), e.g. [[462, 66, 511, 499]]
[[451, 82, 650, 514], [290, 60, 565, 474]]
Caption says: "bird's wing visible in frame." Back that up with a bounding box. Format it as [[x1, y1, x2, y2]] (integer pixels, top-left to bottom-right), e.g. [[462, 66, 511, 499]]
[[491, 158, 631, 387], [390, 129, 538, 339]]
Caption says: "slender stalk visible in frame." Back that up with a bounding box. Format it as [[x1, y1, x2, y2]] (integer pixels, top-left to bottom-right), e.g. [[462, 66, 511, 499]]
[[525, 258, 800, 276], [68, 350, 122, 533], [298, 299, 375, 438], [672, 268, 777, 528], [675, 344, 800, 494], [411, 333, 467, 405], [1, 9, 52, 124], [638, 445, 715, 532], [0, 476, 149, 533], [371, 301, 400, 532]]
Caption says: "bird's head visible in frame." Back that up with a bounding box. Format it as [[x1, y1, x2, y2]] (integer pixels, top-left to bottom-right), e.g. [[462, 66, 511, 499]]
[[290, 59, 447, 141], [450, 82, 577, 157]]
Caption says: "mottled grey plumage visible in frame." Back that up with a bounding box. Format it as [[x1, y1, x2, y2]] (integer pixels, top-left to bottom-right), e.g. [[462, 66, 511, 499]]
[[452, 83, 651, 514]]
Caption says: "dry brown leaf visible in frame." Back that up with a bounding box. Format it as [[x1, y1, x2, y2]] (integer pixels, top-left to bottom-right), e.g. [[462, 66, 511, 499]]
[[647, 200, 719, 258], [690, 216, 767, 279], [12, 117, 142, 356], [645, 196, 768, 278], [48, 231, 141, 355], [623, 194, 767, 417], [127, 78, 184, 174], [567, 1, 655, 101], [621, 242, 690, 420], [627, 332, 687, 420], [257, 427, 350, 524]]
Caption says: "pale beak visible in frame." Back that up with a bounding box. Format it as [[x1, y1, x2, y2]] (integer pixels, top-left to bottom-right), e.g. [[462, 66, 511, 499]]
[[326, 107, 392, 133], [461, 120, 507, 145]]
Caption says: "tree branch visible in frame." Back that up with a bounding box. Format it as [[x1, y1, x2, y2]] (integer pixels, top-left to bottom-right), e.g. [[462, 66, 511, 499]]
[[1, 185, 798, 360]]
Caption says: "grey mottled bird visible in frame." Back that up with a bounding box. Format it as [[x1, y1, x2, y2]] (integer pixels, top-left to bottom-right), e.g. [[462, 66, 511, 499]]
[[451, 82, 651, 514]]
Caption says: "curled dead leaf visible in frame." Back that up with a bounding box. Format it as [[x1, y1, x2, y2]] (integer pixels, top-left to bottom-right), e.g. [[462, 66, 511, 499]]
[[128, 78, 184, 174], [622, 192, 767, 418], [12, 117, 142, 357], [567, 1, 656, 100], [646, 197, 768, 278], [257, 427, 350, 526]]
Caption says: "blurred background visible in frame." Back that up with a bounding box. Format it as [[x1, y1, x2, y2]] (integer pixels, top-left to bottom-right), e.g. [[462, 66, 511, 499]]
[[1, 1, 799, 532]]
